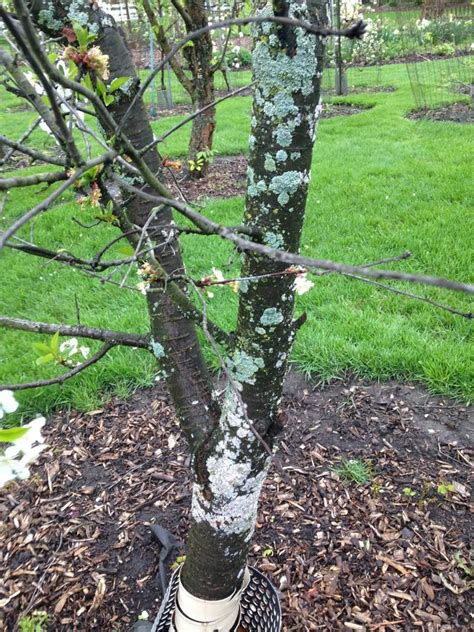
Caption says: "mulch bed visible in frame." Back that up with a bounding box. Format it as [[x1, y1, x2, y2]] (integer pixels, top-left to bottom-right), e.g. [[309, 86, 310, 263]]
[[1, 375, 472, 631], [407, 102, 473, 124], [161, 102, 372, 200]]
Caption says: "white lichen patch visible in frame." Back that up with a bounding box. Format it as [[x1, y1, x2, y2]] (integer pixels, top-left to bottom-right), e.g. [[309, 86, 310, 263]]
[[191, 389, 270, 537], [260, 307, 284, 326]]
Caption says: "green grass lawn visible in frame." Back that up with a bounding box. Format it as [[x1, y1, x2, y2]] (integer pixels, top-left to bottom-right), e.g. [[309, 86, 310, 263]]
[[0, 59, 473, 417]]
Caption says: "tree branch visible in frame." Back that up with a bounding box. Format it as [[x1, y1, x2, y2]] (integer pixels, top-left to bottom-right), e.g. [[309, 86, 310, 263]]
[[114, 180, 474, 295], [0, 316, 150, 348], [140, 82, 255, 155], [342, 274, 473, 319], [142, 0, 194, 96], [0, 170, 67, 190], [0, 150, 115, 248], [0, 134, 67, 167], [0, 342, 115, 391], [117, 15, 366, 133], [170, 0, 194, 30]]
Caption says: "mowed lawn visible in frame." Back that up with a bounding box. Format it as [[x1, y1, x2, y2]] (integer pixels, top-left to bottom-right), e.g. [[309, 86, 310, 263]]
[[0, 60, 472, 416]]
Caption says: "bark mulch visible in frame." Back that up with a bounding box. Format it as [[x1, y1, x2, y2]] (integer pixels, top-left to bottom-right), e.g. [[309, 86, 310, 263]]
[[407, 102, 473, 124], [1, 375, 472, 631]]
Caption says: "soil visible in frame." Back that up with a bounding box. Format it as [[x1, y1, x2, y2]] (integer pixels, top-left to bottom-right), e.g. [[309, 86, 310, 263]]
[[407, 102, 473, 124], [1, 374, 472, 631]]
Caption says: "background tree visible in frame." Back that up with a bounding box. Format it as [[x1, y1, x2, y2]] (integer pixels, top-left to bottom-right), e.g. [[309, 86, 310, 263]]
[[0, 0, 472, 629], [141, 0, 237, 178]]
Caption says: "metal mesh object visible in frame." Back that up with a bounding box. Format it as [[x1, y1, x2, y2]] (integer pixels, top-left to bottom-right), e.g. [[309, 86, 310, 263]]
[[151, 566, 281, 632]]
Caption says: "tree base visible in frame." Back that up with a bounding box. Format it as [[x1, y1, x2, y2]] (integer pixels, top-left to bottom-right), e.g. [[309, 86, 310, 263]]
[[149, 566, 281, 632]]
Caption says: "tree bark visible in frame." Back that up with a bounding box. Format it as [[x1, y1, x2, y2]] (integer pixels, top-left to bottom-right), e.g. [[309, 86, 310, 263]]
[[183, 0, 216, 179], [21, 0, 328, 625], [178, 0, 328, 610]]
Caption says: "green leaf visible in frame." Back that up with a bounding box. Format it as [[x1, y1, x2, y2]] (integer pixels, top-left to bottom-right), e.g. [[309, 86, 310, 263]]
[[50, 331, 60, 355], [83, 73, 93, 92], [183, 40, 194, 48], [0, 427, 29, 443], [74, 23, 90, 49], [109, 76, 129, 93], [74, 23, 96, 50], [36, 353, 54, 366], [262, 547, 273, 558], [118, 245, 135, 257], [96, 78, 107, 99], [104, 94, 115, 106], [48, 52, 58, 64], [32, 342, 52, 356]]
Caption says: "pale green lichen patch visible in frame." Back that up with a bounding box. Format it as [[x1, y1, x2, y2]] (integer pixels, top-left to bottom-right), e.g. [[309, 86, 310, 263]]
[[276, 150, 288, 162], [227, 350, 264, 385], [269, 171, 304, 205], [264, 231, 284, 249], [150, 339, 165, 359], [260, 307, 284, 326], [250, 2, 318, 150], [264, 154, 276, 172], [38, 5, 63, 30]]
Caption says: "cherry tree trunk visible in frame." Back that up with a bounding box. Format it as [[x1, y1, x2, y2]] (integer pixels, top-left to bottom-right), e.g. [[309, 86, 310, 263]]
[[178, 0, 328, 619]]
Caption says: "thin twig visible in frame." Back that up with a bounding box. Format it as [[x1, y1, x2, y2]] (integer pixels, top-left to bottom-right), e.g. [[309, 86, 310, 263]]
[[1, 342, 115, 391]]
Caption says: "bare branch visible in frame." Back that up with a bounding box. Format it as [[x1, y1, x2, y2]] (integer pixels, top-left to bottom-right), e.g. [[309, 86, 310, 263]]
[[142, 0, 194, 96], [0, 134, 67, 167], [343, 274, 473, 319], [115, 180, 474, 295], [0, 150, 115, 248], [1, 342, 115, 391], [0, 118, 42, 165], [2, 10, 83, 165], [169, 0, 194, 29], [0, 316, 150, 348], [210, 0, 239, 75], [141, 82, 255, 156], [0, 170, 67, 190], [0, 46, 66, 149]]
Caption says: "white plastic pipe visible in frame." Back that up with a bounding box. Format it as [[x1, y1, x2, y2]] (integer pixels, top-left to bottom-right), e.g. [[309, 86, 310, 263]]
[[171, 568, 250, 632]]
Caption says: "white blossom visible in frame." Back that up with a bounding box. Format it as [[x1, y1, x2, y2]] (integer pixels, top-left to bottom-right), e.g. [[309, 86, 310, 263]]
[[0, 417, 47, 488], [0, 390, 19, 419], [60, 338, 79, 357], [294, 273, 314, 295], [211, 267, 225, 283]]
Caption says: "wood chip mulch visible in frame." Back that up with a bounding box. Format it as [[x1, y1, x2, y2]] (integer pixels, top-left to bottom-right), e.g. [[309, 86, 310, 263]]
[[0, 375, 472, 631]]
